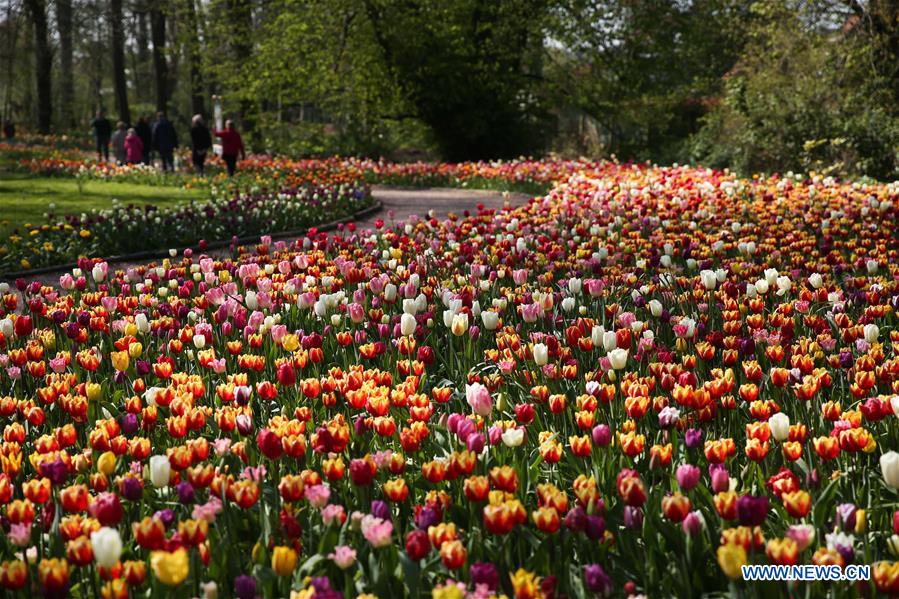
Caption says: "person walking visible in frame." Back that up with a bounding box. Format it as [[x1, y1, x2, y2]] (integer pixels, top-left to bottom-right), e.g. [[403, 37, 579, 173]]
[[152, 111, 178, 172], [110, 121, 127, 164], [189, 114, 212, 175], [124, 128, 143, 164], [2, 120, 14, 141], [91, 109, 112, 162], [135, 116, 153, 165], [214, 119, 246, 177]]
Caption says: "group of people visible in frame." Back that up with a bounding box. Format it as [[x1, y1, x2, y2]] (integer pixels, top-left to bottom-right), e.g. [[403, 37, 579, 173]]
[[91, 110, 246, 176]]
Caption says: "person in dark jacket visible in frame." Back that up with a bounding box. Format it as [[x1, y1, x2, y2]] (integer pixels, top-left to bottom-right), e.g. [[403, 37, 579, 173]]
[[189, 114, 212, 175], [151, 111, 179, 172], [91, 109, 112, 162], [213, 119, 246, 177], [2, 120, 14, 141], [135, 117, 153, 165]]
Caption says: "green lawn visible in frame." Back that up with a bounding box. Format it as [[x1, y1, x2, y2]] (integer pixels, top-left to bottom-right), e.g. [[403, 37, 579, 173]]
[[0, 172, 208, 235]]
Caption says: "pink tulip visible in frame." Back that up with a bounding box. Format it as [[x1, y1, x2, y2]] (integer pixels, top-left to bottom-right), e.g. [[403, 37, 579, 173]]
[[466, 383, 493, 418]]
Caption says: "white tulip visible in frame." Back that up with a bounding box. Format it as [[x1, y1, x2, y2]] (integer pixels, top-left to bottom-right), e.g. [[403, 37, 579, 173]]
[[602, 331, 617, 352], [481, 311, 499, 331], [864, 324, 879, 344], [384, 283, 397, 302], [245, 291, 258, 311], [883, 452, 899, 489], [808, 273, 823, 289], [92, 264, 107, 282], [149, 455, 171, 488], [501, 427, 525, 448], [90, 527, 123, 568], [700, 269, 717, 290], [768, 413, 790, 442], [775, 276, 792, 296], [192, 334, 206, 350], [561, 297, 575, 312], [648, 300, 663, 317], [755, 279, 769, 295], [202, 581, 219, 599], [400, 313, 416, 336], [568, 278, 582, 295], [533, 343, 548, 366], [608, 348, 629, 370]]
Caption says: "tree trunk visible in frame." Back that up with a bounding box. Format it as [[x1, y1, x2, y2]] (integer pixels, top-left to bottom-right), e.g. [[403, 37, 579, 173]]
[[150, 2, 169, 112], [185, 0, 205, 117], [227, 0, 259, 149], [135, 8, 151, 104], [23, 0, 52, 133], [2, 0, 21, 121], [56, 0, 75, 128], [110, 0, 131, 124]]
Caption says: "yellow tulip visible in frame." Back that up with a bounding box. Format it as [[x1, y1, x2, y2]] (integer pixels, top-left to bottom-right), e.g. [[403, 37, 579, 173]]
[[86, 383, 102, 402], [150, 548, 189, 586], [97, 451, 116, 476], [855, 509, 867, 534], [271, 546, 297, 577], [282, 334, 299, 352], [111, 351, 130, 373], [128, 342, 143, 359], [510, 568, 541, 598], [717, 543, 747, 580]]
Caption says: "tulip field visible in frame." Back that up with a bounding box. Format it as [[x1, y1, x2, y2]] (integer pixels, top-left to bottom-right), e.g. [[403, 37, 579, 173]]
[[1, 158, 899, 598]]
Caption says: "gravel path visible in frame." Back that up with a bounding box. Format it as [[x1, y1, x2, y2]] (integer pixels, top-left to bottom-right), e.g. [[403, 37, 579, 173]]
[[17, 186, 532, 285]]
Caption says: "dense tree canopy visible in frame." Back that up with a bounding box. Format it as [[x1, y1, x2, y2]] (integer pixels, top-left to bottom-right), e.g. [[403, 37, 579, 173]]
[[1, 0, 898, 177]]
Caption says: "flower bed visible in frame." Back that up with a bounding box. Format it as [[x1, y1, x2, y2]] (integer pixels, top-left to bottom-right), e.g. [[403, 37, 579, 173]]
[[0, 162, 897, 597], [0, 174, 372, 272]]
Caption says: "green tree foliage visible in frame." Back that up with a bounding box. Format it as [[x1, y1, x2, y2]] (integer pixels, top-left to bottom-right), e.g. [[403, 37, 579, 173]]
[[691, 1, 899, 180], [361, 0, 552, 160], [546, 0, 751, 163]]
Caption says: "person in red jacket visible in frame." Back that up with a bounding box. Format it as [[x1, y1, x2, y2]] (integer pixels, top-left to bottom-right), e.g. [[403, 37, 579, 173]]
[[214, 119, 246, 176]]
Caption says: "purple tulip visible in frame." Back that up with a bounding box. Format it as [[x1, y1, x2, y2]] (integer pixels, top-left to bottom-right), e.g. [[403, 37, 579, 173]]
[[415, 506, 440, 530], [624, 506, 643, 529], [585, 514, 606, 540], [470, 562, 499, 590], [584, 564, 612, 595], [371, 500, 391, 521], [176, 482, 195, 504], [736, 495, 769, 527], [835, 503, 857, 531], [234, 575, 257, 599], [564, 506, 587, 532], [466, 432, 486, 453], [684, 428, 703, 449]]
